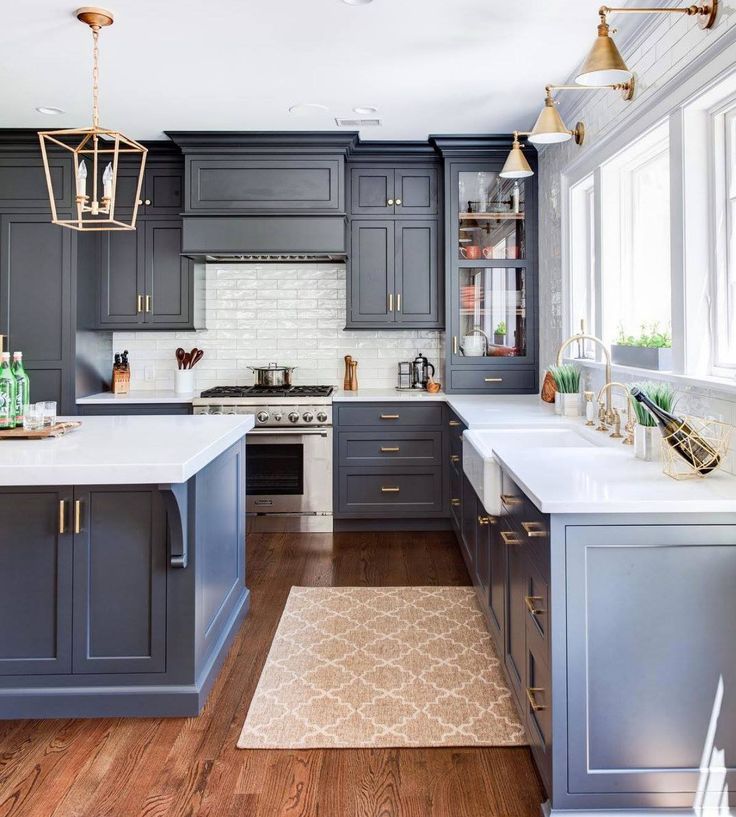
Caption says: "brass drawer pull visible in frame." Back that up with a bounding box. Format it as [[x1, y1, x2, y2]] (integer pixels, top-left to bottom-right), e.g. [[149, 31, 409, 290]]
[[450, 454, 460, 464], [500, 530, 523, 546], [450, 498, 460, 506], [381, 446, 400, 452], [381, 486, 400, 493], [388, 293, 393, 312], [485, 377, 503, 383], [525, 595, 545, 616], [137, 294, 144, 314], [526, 686, 547, 712], [145, 294, 152, 313], [396, 292, 401, 312], [522, 521, 547, 538], [449, 420, 461, 427], [58, 500, 67, 534], [380, 414, 400, 420], [501, 494, 522, 507], [453, 336, 458, 354], [478, 515, 495, 526], [73, 499, 82, 535]]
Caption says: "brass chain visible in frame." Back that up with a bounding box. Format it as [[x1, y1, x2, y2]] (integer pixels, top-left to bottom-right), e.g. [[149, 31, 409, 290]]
[[91, 27, 100, 128]]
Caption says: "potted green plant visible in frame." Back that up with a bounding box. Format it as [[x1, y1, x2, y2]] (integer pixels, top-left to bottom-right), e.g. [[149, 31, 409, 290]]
[[630, 381, 675, 461], [493, 321, 507, 346], [612, 324, 672, 371], [547, 364, 582, 417]]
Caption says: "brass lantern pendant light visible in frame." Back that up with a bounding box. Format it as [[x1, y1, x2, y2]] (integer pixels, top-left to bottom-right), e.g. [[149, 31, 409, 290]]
[[38, 7, 147, 231]]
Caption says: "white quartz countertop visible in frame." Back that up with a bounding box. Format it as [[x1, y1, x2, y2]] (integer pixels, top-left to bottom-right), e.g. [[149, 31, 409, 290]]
[[77, 390, 195, 404], [0, 415, 254, 486], [333, 388, 447, 402]]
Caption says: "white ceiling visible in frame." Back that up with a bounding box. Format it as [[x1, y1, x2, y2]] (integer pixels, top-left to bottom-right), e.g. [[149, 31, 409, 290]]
[[1, 0, 615, 141]]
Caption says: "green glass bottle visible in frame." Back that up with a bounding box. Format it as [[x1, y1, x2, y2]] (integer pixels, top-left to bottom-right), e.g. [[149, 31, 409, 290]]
[[0, 352, 16, 430], [11, 351, 29, 426]]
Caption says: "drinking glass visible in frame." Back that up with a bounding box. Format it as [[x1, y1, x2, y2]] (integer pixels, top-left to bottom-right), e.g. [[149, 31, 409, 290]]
[[42, 401, 57, 428], [23, 403, 44, 431]]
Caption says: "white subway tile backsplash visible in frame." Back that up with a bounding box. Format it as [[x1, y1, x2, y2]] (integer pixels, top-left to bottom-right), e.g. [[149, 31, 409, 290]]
[[113, 264, 442, 390]]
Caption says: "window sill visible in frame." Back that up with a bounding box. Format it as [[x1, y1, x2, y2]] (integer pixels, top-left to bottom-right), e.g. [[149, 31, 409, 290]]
[[561, 357, 736, 398]]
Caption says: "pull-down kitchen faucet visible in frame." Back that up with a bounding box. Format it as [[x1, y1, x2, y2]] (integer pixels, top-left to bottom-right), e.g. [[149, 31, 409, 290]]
[[555, 332, 613, 417]]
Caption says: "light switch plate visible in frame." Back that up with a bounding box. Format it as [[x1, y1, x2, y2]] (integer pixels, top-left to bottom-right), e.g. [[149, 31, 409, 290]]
[[144, 366, 155, 382]]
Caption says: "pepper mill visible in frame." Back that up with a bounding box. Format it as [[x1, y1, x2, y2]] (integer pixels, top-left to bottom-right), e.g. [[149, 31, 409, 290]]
[[343, 355, 353, 391], [349, 360, 358, 391]]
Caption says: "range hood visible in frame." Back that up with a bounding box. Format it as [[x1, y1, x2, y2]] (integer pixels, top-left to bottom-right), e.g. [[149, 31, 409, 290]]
[[198, 252, 346, 264]]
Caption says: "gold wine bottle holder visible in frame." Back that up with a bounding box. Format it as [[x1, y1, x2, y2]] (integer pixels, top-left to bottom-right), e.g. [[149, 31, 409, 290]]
[[661, 415, 733, 480]]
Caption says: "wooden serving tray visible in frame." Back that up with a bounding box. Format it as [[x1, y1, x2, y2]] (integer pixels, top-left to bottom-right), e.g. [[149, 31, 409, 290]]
[[0, 421, 82, 440]]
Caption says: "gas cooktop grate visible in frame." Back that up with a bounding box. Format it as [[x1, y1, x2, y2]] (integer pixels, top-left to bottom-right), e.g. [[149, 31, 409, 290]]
[[199, 385, 334, 399]]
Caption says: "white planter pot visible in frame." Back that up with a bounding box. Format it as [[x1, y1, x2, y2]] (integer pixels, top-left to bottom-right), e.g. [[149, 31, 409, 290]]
[[634, 424, 662, 461], [555, 392, 581, 417], [175, 369, 196, 395]]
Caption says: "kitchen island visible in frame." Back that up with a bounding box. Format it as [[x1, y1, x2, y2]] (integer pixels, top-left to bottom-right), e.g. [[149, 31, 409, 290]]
[[0, 414, 254, 718]]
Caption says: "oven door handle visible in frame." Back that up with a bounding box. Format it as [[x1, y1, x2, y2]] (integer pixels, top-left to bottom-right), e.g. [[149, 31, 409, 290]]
[[248, 428, 330, 437]]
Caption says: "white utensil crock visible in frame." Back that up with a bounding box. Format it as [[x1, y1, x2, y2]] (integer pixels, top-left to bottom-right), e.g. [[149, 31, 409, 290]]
[[175, 369, 195, 394]]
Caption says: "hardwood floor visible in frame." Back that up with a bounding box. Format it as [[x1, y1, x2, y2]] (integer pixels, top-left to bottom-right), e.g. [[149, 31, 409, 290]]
[[0, 532, 545, 817]]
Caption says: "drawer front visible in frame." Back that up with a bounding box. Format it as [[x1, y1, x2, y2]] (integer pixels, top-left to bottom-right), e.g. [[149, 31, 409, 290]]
[[336, 403, 444, 428], [525, 557, 550, 661], [525, 635, 552, 790], [450, 367, 537, 393], [449, 465, 461, 532], [501, 473, 550, 577], [338, 431, 442, 467], [338, 468, 443, 516]]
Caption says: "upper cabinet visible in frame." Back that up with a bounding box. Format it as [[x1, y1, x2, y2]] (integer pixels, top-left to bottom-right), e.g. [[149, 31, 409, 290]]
[[113, 164, 184, 217], [0, 156, 73, 211], [350, 166, 438, 216]]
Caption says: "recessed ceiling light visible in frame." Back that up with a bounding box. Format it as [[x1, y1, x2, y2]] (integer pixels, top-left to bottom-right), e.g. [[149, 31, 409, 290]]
[[35, 106, 64, 115], [353, 106, 377, 115], [342, 0, 373, 5], [288, 103, 329, 115]]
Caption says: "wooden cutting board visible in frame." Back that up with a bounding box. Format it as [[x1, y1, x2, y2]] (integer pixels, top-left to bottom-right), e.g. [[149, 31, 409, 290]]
[[0, 421, 82, 440]]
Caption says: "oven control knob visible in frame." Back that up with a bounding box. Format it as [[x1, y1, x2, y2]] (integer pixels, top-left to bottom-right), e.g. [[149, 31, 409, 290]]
[[302, 411, 314, 423], [316, 411, 328, 423], [288, 411, 300, 424], [273, 413, 283, 422], [256, 411, 269, 424]]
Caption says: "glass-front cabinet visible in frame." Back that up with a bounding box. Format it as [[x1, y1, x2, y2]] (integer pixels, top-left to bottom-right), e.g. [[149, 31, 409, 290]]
[[444, 156, 538, 393]]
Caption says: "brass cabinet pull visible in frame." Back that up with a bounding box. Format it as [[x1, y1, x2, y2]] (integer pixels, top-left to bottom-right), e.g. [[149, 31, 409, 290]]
[[145, 294, 152, 313], [387, 198, 395, 206], [500, 529, 523, 546], [485, 377, 503, 383], [453, 336, 458, 354], [450, 498, 460, 506], [525, 595, 545, 616], [522, 521, 547, 538], [395, 198, 402, 205], [526, 686, 547, 712], [144, 198, 152, 206], [450, 454, 460, 464], [381, 446, 400, 452], [137, 294, 144, 313], [501, 494, 522, 507], [380, 414, 400, 420], [381, 486, 400, 493], [396, 292, 401, 312], [478, 515, 495, 526], [388, 292, 393, 312], [58, 500, 67, 534], [73, 500, 82, 535], [449, 420, 461, 427]]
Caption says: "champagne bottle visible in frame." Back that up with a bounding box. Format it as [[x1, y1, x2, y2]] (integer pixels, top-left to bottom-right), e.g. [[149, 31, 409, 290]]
[[629, 386, 720, 474], [11, 351, 29, 426], [0, 352, 16, 429]]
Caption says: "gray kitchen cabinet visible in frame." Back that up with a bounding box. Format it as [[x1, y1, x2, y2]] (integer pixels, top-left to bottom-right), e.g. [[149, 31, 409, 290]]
[[0, 212, 75, 412], [350, 166, 438, 216], [112, 163, 184, 216], [348, 219, 442, 329], [145, 220, 194, 326], [98, 228, 145, 326], [77, 403, 192, 416], [0, 488, 73, 676], [72, 487, 167, 674], [504, 521, 527, 705], [460, 473, 477, 571], [0, 155, 73, 211]]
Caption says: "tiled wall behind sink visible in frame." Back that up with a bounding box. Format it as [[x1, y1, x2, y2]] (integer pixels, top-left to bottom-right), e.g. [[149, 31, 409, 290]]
[[113, 264, 443, 391]]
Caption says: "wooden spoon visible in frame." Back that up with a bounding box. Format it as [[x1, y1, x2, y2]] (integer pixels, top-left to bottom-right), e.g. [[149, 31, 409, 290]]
[[175, 348, 186, 370]]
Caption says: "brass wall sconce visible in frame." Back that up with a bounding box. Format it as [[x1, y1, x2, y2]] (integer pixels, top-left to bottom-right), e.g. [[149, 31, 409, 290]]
[[500, 132, 534, 179], [577, 3, 718, 86]]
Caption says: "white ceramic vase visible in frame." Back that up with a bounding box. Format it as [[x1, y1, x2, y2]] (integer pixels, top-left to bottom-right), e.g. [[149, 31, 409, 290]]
[[555, 392, 581, 417], [634, 424, 662, 461]]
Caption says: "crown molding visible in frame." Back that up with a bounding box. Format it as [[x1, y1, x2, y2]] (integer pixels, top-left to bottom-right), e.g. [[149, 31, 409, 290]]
[[166, 131, 360, 156]]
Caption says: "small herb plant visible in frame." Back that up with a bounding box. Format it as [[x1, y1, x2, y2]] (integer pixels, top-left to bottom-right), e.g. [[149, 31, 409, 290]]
[[495, 321, 507, 335], [616, 323, 672, 349], [547, 364, 581, 394], [629, 381, 675, 427]]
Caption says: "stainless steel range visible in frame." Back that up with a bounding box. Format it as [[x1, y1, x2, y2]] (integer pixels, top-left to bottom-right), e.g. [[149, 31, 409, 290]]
[[192, 385, 333, 531]]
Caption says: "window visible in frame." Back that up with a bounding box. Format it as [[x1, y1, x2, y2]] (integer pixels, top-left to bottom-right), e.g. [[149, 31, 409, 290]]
[[600, 122, 671, 347], [568, 174, 595, 338], [713, 100, 736, 371]]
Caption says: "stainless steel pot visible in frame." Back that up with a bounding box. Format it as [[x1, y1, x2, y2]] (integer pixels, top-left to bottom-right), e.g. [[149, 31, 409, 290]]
[[248, 363, 296, 388]]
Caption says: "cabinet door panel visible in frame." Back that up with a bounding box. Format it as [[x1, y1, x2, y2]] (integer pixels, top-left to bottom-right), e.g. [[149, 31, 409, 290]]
[[146, 166, 184, 214], [0, 157, 72, 209], [395, 220, 440, 327], [449, 464, 461, 534], [395, 167, 438, 215], [475, 511, 492, 602], [144, 221, 191, 325], [0, 489, 73, 675], [504, 530, 526, 703], [0, 214, 74, 410], [349, 221, 394, 325], [350, 168, 394, 215], [72, 487, 167, 674], [460, 474, 476, 574], [488, 524, 506, 645], [98, 229, 144, 325]]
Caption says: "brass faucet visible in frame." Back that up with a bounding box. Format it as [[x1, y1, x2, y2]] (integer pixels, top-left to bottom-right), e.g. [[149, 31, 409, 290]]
[[556, 332, 613, 416], [596, 381, 635, 445]]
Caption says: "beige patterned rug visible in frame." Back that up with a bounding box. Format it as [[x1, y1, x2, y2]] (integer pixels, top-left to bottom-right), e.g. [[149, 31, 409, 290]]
[[237, 586, 526, 749]]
